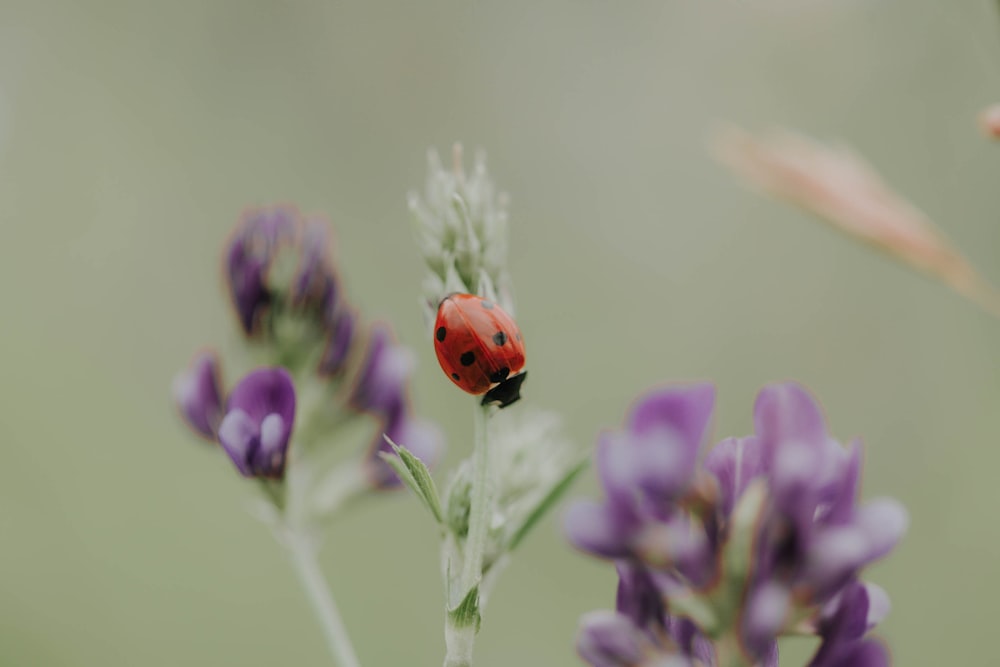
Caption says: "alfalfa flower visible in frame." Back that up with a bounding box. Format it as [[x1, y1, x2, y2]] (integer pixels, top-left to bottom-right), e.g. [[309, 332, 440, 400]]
[[173, 202, 444, 666], [566, 382, 906, 666], [173, 350, 224, 440], [177, 203, 440, 496], [217, 367, 296, 479], [224, 204, 354, 375], [713, 126, 1000, 317]]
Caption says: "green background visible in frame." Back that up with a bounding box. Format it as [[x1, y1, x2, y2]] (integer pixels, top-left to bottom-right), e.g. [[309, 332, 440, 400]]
[[2, 1, 998, 665]]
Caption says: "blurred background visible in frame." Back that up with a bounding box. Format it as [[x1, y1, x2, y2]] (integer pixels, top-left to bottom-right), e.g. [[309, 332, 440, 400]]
[[2, 1, 999, 665]]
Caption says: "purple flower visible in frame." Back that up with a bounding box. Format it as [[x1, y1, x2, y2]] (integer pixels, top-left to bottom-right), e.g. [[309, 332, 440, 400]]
[[565, 384, 716, 578], [809, 581, 890, 667], [749, 385, 908, 601], [173, 351, 224, 440], [217, 368, 296, 479], [318, 306, 356, 377], [290, 218, 337, 313], [567, 382, 905, 666], [349, 324, 415, 420], [576, 611, 645, 667], [224, 206, 342, 342], [225, 205, 299, 336], [366, 412, 444, 489]]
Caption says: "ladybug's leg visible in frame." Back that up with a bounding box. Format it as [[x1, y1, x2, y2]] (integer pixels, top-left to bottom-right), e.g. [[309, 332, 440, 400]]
[[481, 372, 527, 408]]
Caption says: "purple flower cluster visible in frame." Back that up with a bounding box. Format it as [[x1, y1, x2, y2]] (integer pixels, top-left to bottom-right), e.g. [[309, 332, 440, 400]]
[[566, 383, 906, 666], [225, 204, 355, 376], [174, 205, 442, 487]]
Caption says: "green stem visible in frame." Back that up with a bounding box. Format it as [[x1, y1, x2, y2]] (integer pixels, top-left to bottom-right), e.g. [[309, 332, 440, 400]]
[[286, 532, 362, 667], [460, 404, 491, 592], [714, 631, 753, 667], [443, 403, 492, 667]]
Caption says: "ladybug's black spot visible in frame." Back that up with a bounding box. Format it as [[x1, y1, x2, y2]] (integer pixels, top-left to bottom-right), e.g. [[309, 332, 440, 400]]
[[480, 300, 494, 310], [436, 326, 447, 342], [451, 373, 460, 381], [492, 331, 507, 346], [460, 351, 476, 366], [489, 367, 510, 383]]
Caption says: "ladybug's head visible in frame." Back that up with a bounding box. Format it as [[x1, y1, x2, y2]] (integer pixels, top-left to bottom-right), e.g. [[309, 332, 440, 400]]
[[481, 371, 527, 409]]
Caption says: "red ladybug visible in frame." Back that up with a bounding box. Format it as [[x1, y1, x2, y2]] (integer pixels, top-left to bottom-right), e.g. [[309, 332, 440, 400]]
[[433, 293, 527, 407]]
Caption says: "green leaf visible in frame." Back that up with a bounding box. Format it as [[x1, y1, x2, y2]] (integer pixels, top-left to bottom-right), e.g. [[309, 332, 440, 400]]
[[379, 436, 445, 524], [506, 456, 589, 551], [447, 585, 482, 633]]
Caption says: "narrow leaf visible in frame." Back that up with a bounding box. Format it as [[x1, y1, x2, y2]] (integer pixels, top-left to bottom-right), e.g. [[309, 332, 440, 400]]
[[448, 585, 482, 633], [382, 435, 445, 524], [507, 456, 589, 551]]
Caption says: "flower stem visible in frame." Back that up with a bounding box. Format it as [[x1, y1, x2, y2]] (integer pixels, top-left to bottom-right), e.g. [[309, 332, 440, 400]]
[[714, 631, 753, 667], [460, 403, 491, 592], [286, 532, 362, 667], [443, 403, 492, 667]]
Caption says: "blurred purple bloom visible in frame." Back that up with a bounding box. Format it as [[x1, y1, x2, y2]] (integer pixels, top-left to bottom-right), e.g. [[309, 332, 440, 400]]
[[225, 206, 343, 343], [366, 412, 444, 489], [318, 306, 356, 377], [566, 385, 716, 579], [173, 351, 224, 440], [749, 384, 908, 600], [290, 218, 337, 312], [567, 382, 905, 665], [217, 368, 296, 479], [349, 324, 415, 420], [809, 581, 890, 667], [576, 611, 645, 667], [225, 205, 299, 336]]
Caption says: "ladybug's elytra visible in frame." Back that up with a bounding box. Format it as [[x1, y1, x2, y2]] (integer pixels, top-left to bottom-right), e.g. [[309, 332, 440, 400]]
[[433, 293, 527, 408]]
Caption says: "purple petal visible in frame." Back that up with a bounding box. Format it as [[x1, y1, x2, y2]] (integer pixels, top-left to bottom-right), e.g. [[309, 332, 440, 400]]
[[219, 368, 296, 478], [667, 616, 715, 665], [828, 640, 889, 667], [863, 583, 890, 630], [743, 581, 791, 656], [753, 382, 828, 457], [254, 413, 289, 473], [821, 581, 870, 641], [576, 611, 644, 667], [805, 499, 908, 594], [615, 562, 666, 629], [319, 307, 356, 377], [703, 436, 767, 518], [173, 351, 223, 440], [809, 581, 888, 667], [564, 500, 634, 559], [595, 429, 696, 511], [367, 414, 444, 489], [633, 515, 713, 585], [225, 206, 298, 335], [291, 218, 336, 311], [627, 383, 716, 451], [821, 439, 863, 526], [227, 367, 297, 428], [218, 409, 257, 477], [349, 325, 414, 419], [758, 641, 779, 667]]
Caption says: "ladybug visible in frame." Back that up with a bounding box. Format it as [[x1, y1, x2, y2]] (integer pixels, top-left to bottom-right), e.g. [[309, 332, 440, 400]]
[[433, 293, 527, 408]]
